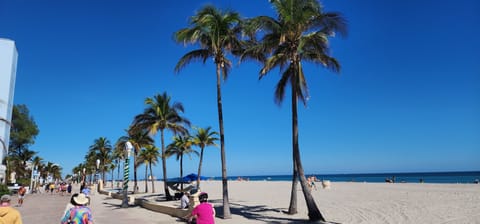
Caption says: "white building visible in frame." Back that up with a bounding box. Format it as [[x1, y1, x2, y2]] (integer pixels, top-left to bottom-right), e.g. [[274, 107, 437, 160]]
[[0, 38, 18, 183]]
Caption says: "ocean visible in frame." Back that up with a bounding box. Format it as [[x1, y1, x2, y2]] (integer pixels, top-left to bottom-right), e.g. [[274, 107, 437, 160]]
[[210, 171, 480, 184]]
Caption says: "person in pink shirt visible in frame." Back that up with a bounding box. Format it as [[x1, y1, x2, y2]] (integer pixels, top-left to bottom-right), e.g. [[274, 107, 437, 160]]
[[189, 192, 215, 224]]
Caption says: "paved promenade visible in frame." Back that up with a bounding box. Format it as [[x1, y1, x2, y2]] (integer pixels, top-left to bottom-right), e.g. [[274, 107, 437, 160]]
[[13, 184, 181, 224]]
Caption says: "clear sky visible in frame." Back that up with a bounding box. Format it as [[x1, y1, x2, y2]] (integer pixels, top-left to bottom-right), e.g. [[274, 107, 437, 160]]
[[1, 0, 479, 178]]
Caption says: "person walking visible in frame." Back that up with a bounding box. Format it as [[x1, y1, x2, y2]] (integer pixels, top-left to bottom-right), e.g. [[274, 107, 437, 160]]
[[60, 193, 93, 224], [17, 185, 27, 207], [0, 195, 23, 224]]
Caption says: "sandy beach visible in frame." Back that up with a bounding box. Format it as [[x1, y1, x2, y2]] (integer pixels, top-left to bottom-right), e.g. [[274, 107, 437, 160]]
[[98, 180, 480, 223]]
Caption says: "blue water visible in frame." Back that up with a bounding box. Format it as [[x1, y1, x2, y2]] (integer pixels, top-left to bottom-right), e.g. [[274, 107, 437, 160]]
[[206, 171, 480, 184]]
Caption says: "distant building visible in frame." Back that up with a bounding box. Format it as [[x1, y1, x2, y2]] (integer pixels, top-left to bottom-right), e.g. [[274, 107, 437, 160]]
[[0, 38, 18, 183]]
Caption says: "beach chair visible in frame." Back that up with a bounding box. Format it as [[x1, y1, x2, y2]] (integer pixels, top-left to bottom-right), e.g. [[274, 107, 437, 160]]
[[166, 182, 196, 199]]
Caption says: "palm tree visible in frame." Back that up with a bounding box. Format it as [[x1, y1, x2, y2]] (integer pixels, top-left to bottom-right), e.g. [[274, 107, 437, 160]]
[[120, 129, 154, 194], [45, 162, 62, 181], [192, 127, 218, 188], [140, 145, 160, 193], [242, 0, 347, 221], [166, 135, 199, 191], [131, 92, 190, 200], [89, 137, 113, 184], [137, 148, 148, 192], [113, 138, 127, 188], [174, 6, 243, 218]]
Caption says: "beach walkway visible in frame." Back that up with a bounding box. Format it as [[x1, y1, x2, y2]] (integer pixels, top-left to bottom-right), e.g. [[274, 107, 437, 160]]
[[15, 184, 179, 224]]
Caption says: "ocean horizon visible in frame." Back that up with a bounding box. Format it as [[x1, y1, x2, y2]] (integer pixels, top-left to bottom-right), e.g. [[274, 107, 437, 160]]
[[132, 171, 480, 184]]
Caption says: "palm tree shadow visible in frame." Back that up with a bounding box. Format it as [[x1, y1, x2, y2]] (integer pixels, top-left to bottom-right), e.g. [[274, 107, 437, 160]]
[[211, 200, 329, 223]]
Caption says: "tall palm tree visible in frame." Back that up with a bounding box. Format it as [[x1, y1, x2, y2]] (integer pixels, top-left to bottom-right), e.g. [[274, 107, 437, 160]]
[[192, 127, 218, 188], [166, 135, 198, 191], [89, 137, 113, 184], [242, 0, 347, 221], [131, 92, 190, 200], [137, 148, 148, 192], [113, 138, 127, 187], [174, 6, 243, 218], [141, 145, 160, 193]]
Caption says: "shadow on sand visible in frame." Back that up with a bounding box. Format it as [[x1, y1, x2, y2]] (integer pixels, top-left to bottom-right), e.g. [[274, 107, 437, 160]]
[[210, 200, 338, 224]]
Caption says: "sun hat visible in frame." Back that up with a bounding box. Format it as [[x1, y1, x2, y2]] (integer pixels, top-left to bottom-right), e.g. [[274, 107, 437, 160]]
[[0, 195, 11, 202], [73, 193, 89, 205]]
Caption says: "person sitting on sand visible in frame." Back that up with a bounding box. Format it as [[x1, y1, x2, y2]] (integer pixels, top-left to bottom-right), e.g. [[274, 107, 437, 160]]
[[188, 192, 215, 224]]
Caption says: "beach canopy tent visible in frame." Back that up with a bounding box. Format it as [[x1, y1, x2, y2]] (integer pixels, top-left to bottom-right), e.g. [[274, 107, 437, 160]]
[[167, 173, 208, 183], [166, 173, 207, 195]]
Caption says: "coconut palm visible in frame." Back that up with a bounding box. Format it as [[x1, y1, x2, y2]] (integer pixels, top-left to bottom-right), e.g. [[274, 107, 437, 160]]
[[45, 162, 62, 181], [166, 135, 199, 191], [242, 0, 347, 221], [89, 137, 113, 184], [174, 6, 243, 218], [192, 127, 218, 188], [113, 138, 127, 188], [140, 145, 160, 193], [131, 92, 190, 200]]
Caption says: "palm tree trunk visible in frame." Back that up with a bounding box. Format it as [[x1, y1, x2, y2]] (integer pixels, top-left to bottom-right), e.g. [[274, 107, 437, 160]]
[[287, 158, 298, 214], [117, 161, 121, 188], [111, 168, 114, 188], [145, 163, 148, 193], [180, 155, 184, 191], [133, 149, 138, 194], [150, 163, 155, 193], [291, 82, 324, 221], [216, 63, 231, 219], [161, 129, 172, 200], [197, 147, 205, 188]]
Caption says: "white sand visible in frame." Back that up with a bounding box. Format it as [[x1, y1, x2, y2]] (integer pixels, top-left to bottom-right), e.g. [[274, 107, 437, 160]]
[[105, 180, 480, 223]]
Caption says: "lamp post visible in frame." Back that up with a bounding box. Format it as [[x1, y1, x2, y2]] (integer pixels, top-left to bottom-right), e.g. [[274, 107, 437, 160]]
[[96, 159, 100, 183], [29, 165, 37, 193], [82, 168, 86, 184], [122, 141, 133, 208]]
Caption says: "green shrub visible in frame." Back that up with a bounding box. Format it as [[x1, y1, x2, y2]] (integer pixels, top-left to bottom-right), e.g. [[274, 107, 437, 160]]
[[0, 184, 10, 196]]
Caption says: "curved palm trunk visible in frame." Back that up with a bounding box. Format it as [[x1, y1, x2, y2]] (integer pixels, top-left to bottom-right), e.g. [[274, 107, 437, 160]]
[[102, 161, 106, 184], [216, 63, 231, 219], [287, 158, 298, 214], [291, 83, 324, 221], [145, 163, 148, 193], [161, 129, 172, 200], [116, 161, 121, 188], [133, 149, 139, 193], [180, 155, 184, 191], [196, 147, 205, 188], [149, 163, 155, 193], [111, 168, 115, 188]]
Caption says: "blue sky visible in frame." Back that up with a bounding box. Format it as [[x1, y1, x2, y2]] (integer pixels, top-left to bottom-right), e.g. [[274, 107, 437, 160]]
[[1, 0, 479, 178]]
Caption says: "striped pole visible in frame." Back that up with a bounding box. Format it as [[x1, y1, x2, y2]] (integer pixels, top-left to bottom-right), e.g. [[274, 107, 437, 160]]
[[121, 157, 130, 208], [123, 158, 129, 191]]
